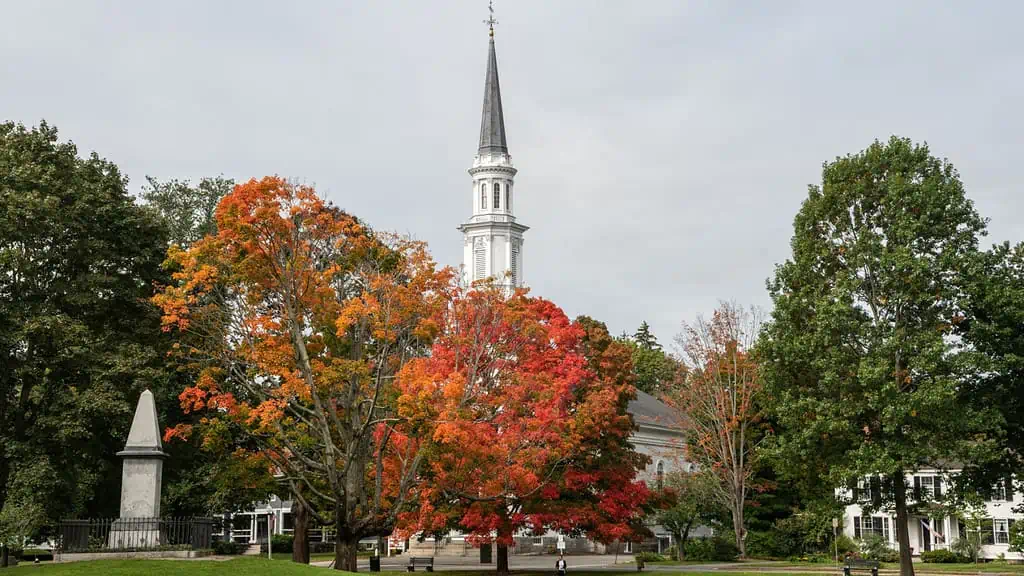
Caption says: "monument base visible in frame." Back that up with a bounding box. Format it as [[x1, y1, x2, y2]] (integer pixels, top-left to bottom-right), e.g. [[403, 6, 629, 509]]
[[107, 518, 164, 550]]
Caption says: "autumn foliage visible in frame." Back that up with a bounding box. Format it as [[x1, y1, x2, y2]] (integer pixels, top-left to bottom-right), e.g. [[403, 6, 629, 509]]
[[665, 302, 763, 558], [154, 177, 453, 570], [397, 286, 653, 572]]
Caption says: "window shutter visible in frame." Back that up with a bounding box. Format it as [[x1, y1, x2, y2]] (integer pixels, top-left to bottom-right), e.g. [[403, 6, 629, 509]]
[[474, 245, 486, 280], [854, 517, 861, 539], [914, 476, 922, 501], [510, 242, 519, 286], [870, 476, 882, 507], [1006, 476, 1014, 501]]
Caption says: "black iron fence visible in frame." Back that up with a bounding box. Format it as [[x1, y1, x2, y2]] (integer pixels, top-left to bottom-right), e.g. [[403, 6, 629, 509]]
[[57, 517, 215, 553]]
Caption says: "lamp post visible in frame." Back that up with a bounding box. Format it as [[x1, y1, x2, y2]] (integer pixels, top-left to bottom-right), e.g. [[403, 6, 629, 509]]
[[833, 518, 840, 567]]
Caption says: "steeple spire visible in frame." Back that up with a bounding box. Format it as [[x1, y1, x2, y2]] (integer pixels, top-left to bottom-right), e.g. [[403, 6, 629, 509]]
[[478, 13, 507, 156]]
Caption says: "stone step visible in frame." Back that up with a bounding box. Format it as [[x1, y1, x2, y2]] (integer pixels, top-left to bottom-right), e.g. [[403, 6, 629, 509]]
[[241, 544, 263, 556]]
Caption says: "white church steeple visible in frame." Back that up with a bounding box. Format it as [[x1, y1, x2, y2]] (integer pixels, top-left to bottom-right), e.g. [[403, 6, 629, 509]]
[[459, 21, 528, 290]]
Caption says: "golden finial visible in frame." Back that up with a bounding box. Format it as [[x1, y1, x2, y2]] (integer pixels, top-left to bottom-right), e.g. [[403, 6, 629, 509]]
[[483, 0, 498, 37]]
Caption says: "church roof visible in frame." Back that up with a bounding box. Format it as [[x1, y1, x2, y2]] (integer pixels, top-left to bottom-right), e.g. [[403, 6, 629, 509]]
[[478, 35, 508, 156], [628, 390, 685, 431]]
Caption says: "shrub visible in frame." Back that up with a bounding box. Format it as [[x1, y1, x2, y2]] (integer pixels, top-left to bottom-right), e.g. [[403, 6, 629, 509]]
[[858, 534, 897, 563], [271, 534, 293, 554], [921, 549, 966, 563], [311, 541, 336, 554], [635, 551, 666, 562], [684, 536, 738, 561], [1011, 520, 1024, 554], [950, 536, 981, 563], [212, 539, 246, 555], [745, 531, 783, 559], [836, 534, 858, 557]]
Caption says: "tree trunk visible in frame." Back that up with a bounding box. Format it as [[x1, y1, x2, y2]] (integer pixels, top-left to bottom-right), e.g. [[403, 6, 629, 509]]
[[732, 498, 746, 558], [335, 537, 359, 572], [893, 471, 915, 576], [678, 520, 693, 559], [1, 545, 9, 568], [292, 499, 310, 564], [496, 522, 513, 575]]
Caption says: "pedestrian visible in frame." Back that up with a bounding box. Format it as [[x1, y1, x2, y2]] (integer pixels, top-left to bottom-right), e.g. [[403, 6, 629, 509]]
[[556, 552, 567, 576]]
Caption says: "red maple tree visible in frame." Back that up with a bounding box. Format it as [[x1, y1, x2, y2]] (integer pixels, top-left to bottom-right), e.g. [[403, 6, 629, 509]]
[[396, 286, 653, 573]]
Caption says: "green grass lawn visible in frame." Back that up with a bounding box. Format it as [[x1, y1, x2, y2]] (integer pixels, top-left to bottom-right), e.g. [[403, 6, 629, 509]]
[[726, 560, 1024, 574], [881, 563, 1024, 573], [7, 557, 326, 575], [2, 559, 797, 576], [4, 561, 750, 576]]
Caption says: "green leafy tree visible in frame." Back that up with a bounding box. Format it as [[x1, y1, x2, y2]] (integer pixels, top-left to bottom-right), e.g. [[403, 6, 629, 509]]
[[759, 136, 999, 576], [957, 241, 1024, 485], [659, 470, 724, 559], [0, 121, 170, 530], [620, 322, 680, 395], [634, 321, 661, 350], [140, 175, 233, 248]]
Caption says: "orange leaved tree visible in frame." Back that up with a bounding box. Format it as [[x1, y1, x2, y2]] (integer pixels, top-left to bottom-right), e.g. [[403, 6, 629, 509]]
[[665, 302, 763, 558], [396, 286, 653, 574], [153, 176, 454, 570]]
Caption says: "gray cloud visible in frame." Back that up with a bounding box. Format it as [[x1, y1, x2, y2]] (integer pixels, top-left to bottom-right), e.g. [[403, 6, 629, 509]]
[[2, 0, 1022, 346]]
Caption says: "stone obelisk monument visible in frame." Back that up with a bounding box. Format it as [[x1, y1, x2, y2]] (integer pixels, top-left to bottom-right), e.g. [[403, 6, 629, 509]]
[[109, 390, 167, 548]]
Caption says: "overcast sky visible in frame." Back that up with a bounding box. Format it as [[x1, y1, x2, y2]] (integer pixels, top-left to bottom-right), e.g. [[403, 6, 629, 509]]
[[3, 1, 1023, 347]]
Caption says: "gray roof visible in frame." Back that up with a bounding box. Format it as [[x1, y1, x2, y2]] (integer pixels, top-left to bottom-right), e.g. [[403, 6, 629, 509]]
[[478, 36, 508, 155], [628, 390, 685, 430]]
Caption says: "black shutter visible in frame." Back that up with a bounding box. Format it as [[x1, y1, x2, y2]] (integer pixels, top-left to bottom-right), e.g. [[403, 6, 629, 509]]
[[871, 476, 882, 507], [914, 476, 922, 501], [854, 517, 861, 539], [1006, 475, 1014, 501]]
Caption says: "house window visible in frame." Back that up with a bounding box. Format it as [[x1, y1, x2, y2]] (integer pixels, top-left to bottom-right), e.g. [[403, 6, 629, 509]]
[[992, 476, 1013, 502], [532, 537, 543, 545], [855, 477, 879, 503], [481, 184, 488, 209], [493, 182, 501, 210], [994, 519, 1014, 545], [914, 475, 942, 500], [656, 462, 665, 489], [962, 520, 996, 545], [282, 512, 294, 532], [994, 482, 1008, 501], [854, 517, 890, 541]]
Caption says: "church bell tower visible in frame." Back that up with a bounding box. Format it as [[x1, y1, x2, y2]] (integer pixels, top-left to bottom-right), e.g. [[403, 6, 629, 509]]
[[458, 16, 527, 290]]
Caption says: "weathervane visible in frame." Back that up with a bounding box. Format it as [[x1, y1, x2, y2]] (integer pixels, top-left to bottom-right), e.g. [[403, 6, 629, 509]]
[[483, 0, 498, 37]]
